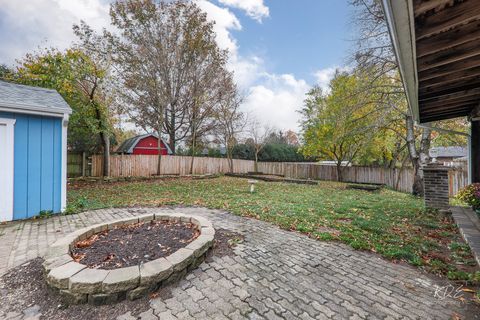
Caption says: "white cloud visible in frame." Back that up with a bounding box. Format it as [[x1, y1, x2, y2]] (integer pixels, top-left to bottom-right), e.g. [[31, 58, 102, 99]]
[[0, 0, 305, 132], [194, 1, 264, 89], [313, 66, 352, 92], [195, 0, 241, 55], [242, 74, 311, 132], [313, 67, 337, 91], [218, 0, 269, 22], [0, 0, 110, 66], [197, 0, 306, 132]]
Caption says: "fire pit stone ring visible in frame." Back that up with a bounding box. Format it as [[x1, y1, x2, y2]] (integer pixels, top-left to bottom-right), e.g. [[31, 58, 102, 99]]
[[43, 213, 214, 305]]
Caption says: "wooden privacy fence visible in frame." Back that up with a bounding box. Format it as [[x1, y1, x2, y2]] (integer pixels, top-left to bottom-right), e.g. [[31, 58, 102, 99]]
[[258, 162, 469, 195], [89, 154, 469, 195], [67, 152, 90, 177], [91, 155, 255, 177], [448, 167, 468, 197], [258, 162, 415, 193]]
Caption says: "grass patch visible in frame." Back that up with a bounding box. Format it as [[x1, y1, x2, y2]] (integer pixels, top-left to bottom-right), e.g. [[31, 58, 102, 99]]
[[68, 176, 479, 281]]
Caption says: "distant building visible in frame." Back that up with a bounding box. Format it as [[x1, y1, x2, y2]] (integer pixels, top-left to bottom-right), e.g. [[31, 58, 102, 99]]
[[201, 146, 226, 157], [317, 161, 351, 166], [116, 133, 172, 155], [429, 146, 467, 164]]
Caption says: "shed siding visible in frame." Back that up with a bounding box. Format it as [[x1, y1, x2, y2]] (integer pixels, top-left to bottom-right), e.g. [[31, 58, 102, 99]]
[[0, 112, 62, 219]]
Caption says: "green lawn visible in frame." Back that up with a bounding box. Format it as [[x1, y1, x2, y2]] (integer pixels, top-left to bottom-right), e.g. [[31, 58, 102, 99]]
[[68, 176, 479, 282]]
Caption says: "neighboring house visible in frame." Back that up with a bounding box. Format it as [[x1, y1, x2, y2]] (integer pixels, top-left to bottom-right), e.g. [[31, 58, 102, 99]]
[[201, 146, 227, 156], [429, 147, 468, 164], [116, 133, 172, 155], [0, 80, 72, 221]]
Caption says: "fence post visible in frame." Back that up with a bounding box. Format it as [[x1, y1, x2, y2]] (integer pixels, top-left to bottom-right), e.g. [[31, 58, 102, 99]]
[[81, 152, 86, 177]]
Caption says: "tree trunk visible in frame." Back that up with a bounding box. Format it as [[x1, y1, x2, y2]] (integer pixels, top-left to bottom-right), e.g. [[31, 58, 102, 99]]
[[101, 132, 110, 177], [406, 115, 431, 196], [336, 162, 343, 182], [229, 157, 234, 173], [227, 149, 234, 173], [92, 100, 109, 178], [169, 132, 176, 155], [394, 154, 409, 191], [190, 131, 196, 175], [254, 151, 259, 173], [157, 127, 162, 176], [168, 105, 176, 155]]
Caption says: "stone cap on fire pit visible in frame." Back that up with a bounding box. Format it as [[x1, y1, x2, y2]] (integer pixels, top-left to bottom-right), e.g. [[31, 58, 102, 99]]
[[43, 213, 215, 305]]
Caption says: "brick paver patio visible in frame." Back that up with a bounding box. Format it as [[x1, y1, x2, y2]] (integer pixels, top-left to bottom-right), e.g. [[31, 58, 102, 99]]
[[0, 207, 477, 319]]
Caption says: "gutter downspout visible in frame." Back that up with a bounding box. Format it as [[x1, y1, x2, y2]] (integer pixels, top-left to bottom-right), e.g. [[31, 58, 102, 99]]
[[415, 122, 471, 184]]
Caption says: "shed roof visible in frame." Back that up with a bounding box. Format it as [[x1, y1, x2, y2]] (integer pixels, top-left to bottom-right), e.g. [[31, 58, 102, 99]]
[[0, 80, 71, 117], [116, 133, 172, 154]]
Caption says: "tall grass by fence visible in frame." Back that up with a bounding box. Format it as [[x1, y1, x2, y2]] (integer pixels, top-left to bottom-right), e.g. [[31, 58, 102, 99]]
[[87, 154, 469, 196]]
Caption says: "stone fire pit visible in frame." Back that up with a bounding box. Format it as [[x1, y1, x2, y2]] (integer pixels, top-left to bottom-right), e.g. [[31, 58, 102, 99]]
[[43, 213, 214, 305]]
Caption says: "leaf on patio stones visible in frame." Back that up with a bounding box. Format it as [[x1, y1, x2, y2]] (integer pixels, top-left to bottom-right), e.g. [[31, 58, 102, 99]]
[[457, 296, 467, 304], [149, 292, 160, 299], [76, 234, 100, 248], [403, 282, 416, 290], [72, 253, 85, 262], [451, 313, 461, 320]]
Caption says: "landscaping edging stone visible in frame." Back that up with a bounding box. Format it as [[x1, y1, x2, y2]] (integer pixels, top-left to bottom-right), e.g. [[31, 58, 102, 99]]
[[225, 173, 319, 185], [43, 213, 214, 305]]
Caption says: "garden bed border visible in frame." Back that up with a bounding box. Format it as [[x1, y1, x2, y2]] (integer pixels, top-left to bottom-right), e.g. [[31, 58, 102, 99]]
[[43, 213, 215, 305]]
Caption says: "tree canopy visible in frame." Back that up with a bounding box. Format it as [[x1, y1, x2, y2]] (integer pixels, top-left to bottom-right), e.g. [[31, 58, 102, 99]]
[[300, 70, 381, 180], [10, 48, 114, 155]]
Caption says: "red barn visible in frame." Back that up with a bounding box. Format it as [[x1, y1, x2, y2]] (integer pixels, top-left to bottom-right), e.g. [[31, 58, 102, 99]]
[[116, 133, 172, 155]]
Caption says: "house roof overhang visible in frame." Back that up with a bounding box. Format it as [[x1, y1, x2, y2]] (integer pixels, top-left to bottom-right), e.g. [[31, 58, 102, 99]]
[[382, 0, 480, 124]]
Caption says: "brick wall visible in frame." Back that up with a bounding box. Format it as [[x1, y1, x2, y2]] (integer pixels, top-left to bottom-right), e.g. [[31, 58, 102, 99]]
[[423, 163, 451, 210]]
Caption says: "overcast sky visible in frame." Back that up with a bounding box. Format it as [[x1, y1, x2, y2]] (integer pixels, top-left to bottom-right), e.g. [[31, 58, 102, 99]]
[[0, 0, 353, 132]]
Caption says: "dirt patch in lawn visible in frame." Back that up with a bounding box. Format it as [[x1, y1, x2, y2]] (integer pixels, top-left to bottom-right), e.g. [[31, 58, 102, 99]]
[[71, 220, 199, 269], [0, 228, 243, 320], [316, 226, 342, 237], [206, 228, 244, 261]]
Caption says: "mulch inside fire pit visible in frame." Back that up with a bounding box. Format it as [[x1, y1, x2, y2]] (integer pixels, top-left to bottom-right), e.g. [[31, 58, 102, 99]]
[[71, 220, 199, 269]]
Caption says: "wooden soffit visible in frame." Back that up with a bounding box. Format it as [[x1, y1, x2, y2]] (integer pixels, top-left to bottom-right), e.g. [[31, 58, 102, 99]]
[[415, 0, 480, 122]]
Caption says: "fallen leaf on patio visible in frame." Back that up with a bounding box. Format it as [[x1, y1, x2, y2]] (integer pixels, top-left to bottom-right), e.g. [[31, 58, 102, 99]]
[[76, 234, 99, 248], [451, 313, 462, 320], [72, 253, 85, 262], [461, 288, 475, 293], [149, 292, 159, 299], [403, 282, 416, 290]]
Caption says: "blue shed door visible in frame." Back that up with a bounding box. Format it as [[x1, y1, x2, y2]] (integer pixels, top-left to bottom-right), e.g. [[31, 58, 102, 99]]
[[0, 118, 15, 222]]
